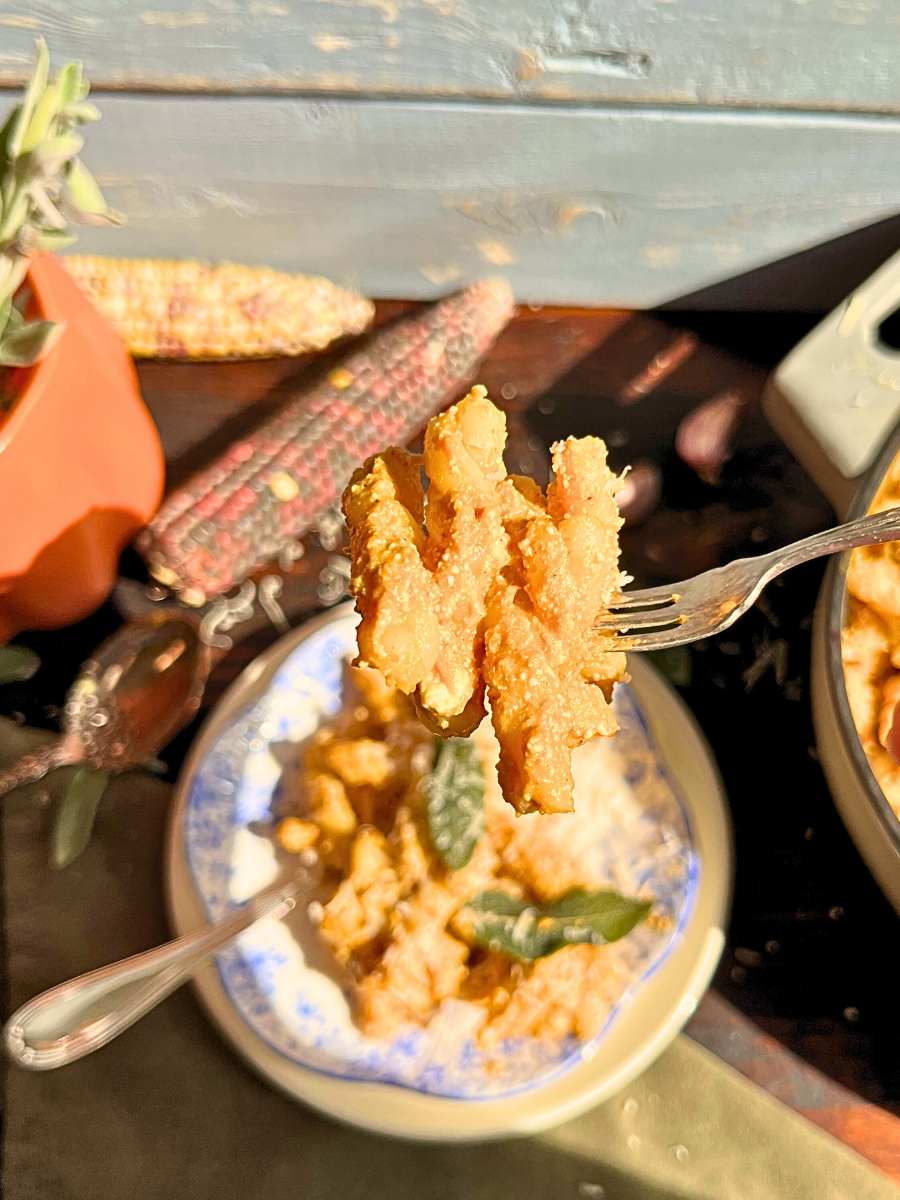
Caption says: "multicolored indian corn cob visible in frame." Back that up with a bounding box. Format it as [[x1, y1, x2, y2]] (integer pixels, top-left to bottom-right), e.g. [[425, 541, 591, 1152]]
[[63, 255, 374, 359], [139, 278, 515, 603]]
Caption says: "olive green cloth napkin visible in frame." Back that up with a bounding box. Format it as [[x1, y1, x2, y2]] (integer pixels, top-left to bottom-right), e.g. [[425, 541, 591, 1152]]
[[2, 720, 894, 1200]]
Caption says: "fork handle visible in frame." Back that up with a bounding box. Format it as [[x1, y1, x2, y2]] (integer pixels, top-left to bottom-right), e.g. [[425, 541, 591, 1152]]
[[764, 507, 900, 576], [3, 875, 306, 1071]]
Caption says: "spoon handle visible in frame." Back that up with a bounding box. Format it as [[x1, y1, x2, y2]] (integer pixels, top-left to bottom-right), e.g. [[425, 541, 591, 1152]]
[[4, 874, 306, 1070], [0, 739, 81, 799]]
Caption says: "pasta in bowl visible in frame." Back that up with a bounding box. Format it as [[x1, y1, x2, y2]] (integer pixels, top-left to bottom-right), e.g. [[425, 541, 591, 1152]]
[[175, 606, 700, 1102]]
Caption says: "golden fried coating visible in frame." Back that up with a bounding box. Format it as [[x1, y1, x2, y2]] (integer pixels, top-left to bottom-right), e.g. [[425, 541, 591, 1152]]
[[342, 386, 627, 814], [843, 461, 900, 818]]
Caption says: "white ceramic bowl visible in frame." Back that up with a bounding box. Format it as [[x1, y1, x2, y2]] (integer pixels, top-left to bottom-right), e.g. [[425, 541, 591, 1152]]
[[166, 604, 732, 1140]]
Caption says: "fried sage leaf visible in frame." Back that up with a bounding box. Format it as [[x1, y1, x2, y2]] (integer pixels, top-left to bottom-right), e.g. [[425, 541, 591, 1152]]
[[425, 736, 485, 870], [459, 887, 652, 961], [50, 767, 109, 870]]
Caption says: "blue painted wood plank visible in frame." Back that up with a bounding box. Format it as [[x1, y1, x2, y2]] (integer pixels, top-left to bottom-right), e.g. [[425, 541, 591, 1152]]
[[2, 91, 898, 309], [0, 1, 899, 112]]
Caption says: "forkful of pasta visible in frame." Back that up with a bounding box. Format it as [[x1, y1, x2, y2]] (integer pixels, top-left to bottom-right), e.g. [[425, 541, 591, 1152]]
[[342, 385, 900, 817]]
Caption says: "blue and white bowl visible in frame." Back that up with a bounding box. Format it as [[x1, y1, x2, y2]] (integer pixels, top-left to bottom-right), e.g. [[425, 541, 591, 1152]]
[[167, 604, 732, 1140]]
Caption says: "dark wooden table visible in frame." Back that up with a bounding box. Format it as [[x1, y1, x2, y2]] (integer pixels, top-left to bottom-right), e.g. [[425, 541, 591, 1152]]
[[3, 303, 899, 1180]]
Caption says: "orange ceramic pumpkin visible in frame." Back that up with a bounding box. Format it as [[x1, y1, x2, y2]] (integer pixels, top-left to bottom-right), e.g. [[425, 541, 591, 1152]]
[[0, 254, 164, 641]]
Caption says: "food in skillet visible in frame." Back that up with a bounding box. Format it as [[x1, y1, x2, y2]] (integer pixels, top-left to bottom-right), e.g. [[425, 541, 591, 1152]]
[[843, 452, 900, 818]]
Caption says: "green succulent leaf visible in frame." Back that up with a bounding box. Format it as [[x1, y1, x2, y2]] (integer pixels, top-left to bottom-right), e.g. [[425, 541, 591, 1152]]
[[56, 62, 88, 108], [7, 37, 49, 159], [0, 644, 40, 684], [0, 317, 62, 366], [0, 254, 27, 307], [64, 101, 100, 124], [64, 157, 108, 216], [0, 107, 18, 160], [3, 301, 24, 330], [0, 190, 29, 244], [29, 229, 77, 252], [51, 767, 109, 869], [29, 182, 66, 230], [458, 887, 652, 961], [21, 81, 61, 154], [33, 133, 83, 173], [0, 39, 120, 307], [425, 736, 485, 870]]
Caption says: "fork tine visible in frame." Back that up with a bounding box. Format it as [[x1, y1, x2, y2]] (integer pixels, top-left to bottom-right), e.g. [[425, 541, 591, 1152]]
[[595, 608, 687, 632], [612, 624, 699, 652], [606, 585, 682, 611]]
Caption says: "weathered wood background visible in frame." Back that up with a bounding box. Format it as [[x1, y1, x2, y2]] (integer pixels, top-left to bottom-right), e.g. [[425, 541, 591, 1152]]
[[2, 1, 899, 307]]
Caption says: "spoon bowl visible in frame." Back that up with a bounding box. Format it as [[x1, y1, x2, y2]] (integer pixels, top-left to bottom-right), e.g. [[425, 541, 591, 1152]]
[[0, 616, 212, 796], [64, 617, 210, 771]]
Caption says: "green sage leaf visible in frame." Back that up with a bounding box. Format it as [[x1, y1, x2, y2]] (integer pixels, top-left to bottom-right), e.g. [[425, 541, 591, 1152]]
[[0, 644, 40, 684], [0, 317, 62, 366], [459, 887, 652, 961], [51, 767, 109, 869], [425, 736, 485, 869]]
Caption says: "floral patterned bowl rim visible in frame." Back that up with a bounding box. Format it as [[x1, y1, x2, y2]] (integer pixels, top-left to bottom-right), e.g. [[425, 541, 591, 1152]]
[[165, 603, 732, 1141]]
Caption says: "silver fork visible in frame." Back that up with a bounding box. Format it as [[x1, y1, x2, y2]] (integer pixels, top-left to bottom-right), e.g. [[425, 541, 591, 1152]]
[[596, 507, 900, 650]]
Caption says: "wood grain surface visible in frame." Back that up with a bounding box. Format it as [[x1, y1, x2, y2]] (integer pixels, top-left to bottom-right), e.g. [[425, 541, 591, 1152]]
[[1, 1, 898, 112], [0, 93, 889, 308]]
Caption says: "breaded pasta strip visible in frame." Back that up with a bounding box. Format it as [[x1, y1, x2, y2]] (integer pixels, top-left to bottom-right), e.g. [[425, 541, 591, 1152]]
[[344, 448, 438, 692]]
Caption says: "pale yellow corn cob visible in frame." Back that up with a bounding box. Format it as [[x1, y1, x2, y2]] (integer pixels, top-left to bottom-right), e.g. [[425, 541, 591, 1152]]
[[63, 255, 374, 360]]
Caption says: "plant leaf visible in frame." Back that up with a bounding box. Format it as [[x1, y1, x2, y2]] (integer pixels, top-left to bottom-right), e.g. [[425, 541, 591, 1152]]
[[459, 887, 652, 961], [0, 190, 29, 244], [8, 37, 50, 158], [29, 229, 77, 252], [64, 102, 100, 125], [0, 254, 28, 300], [21, 81, 61, 154], [56, 62, 87, 108], [0, 644, 40, 684], [29, 182, 66, 230], [51, 767, 109, 869], [64, 157, 108, 216], [33, 133, 83, 173], [425, 736, 485, 869], [0, 317, 63, 366], [0, 107, 18, 159], [545, 888, 655, 942]]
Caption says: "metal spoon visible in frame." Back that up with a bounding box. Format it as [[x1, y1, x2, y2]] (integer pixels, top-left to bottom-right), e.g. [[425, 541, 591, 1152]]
[[4, 869, 313, 1070], [0, 583, 256, 798]]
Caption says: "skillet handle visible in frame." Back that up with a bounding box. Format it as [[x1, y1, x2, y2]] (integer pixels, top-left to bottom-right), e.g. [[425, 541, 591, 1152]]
[[763, 248, 900, 517]]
